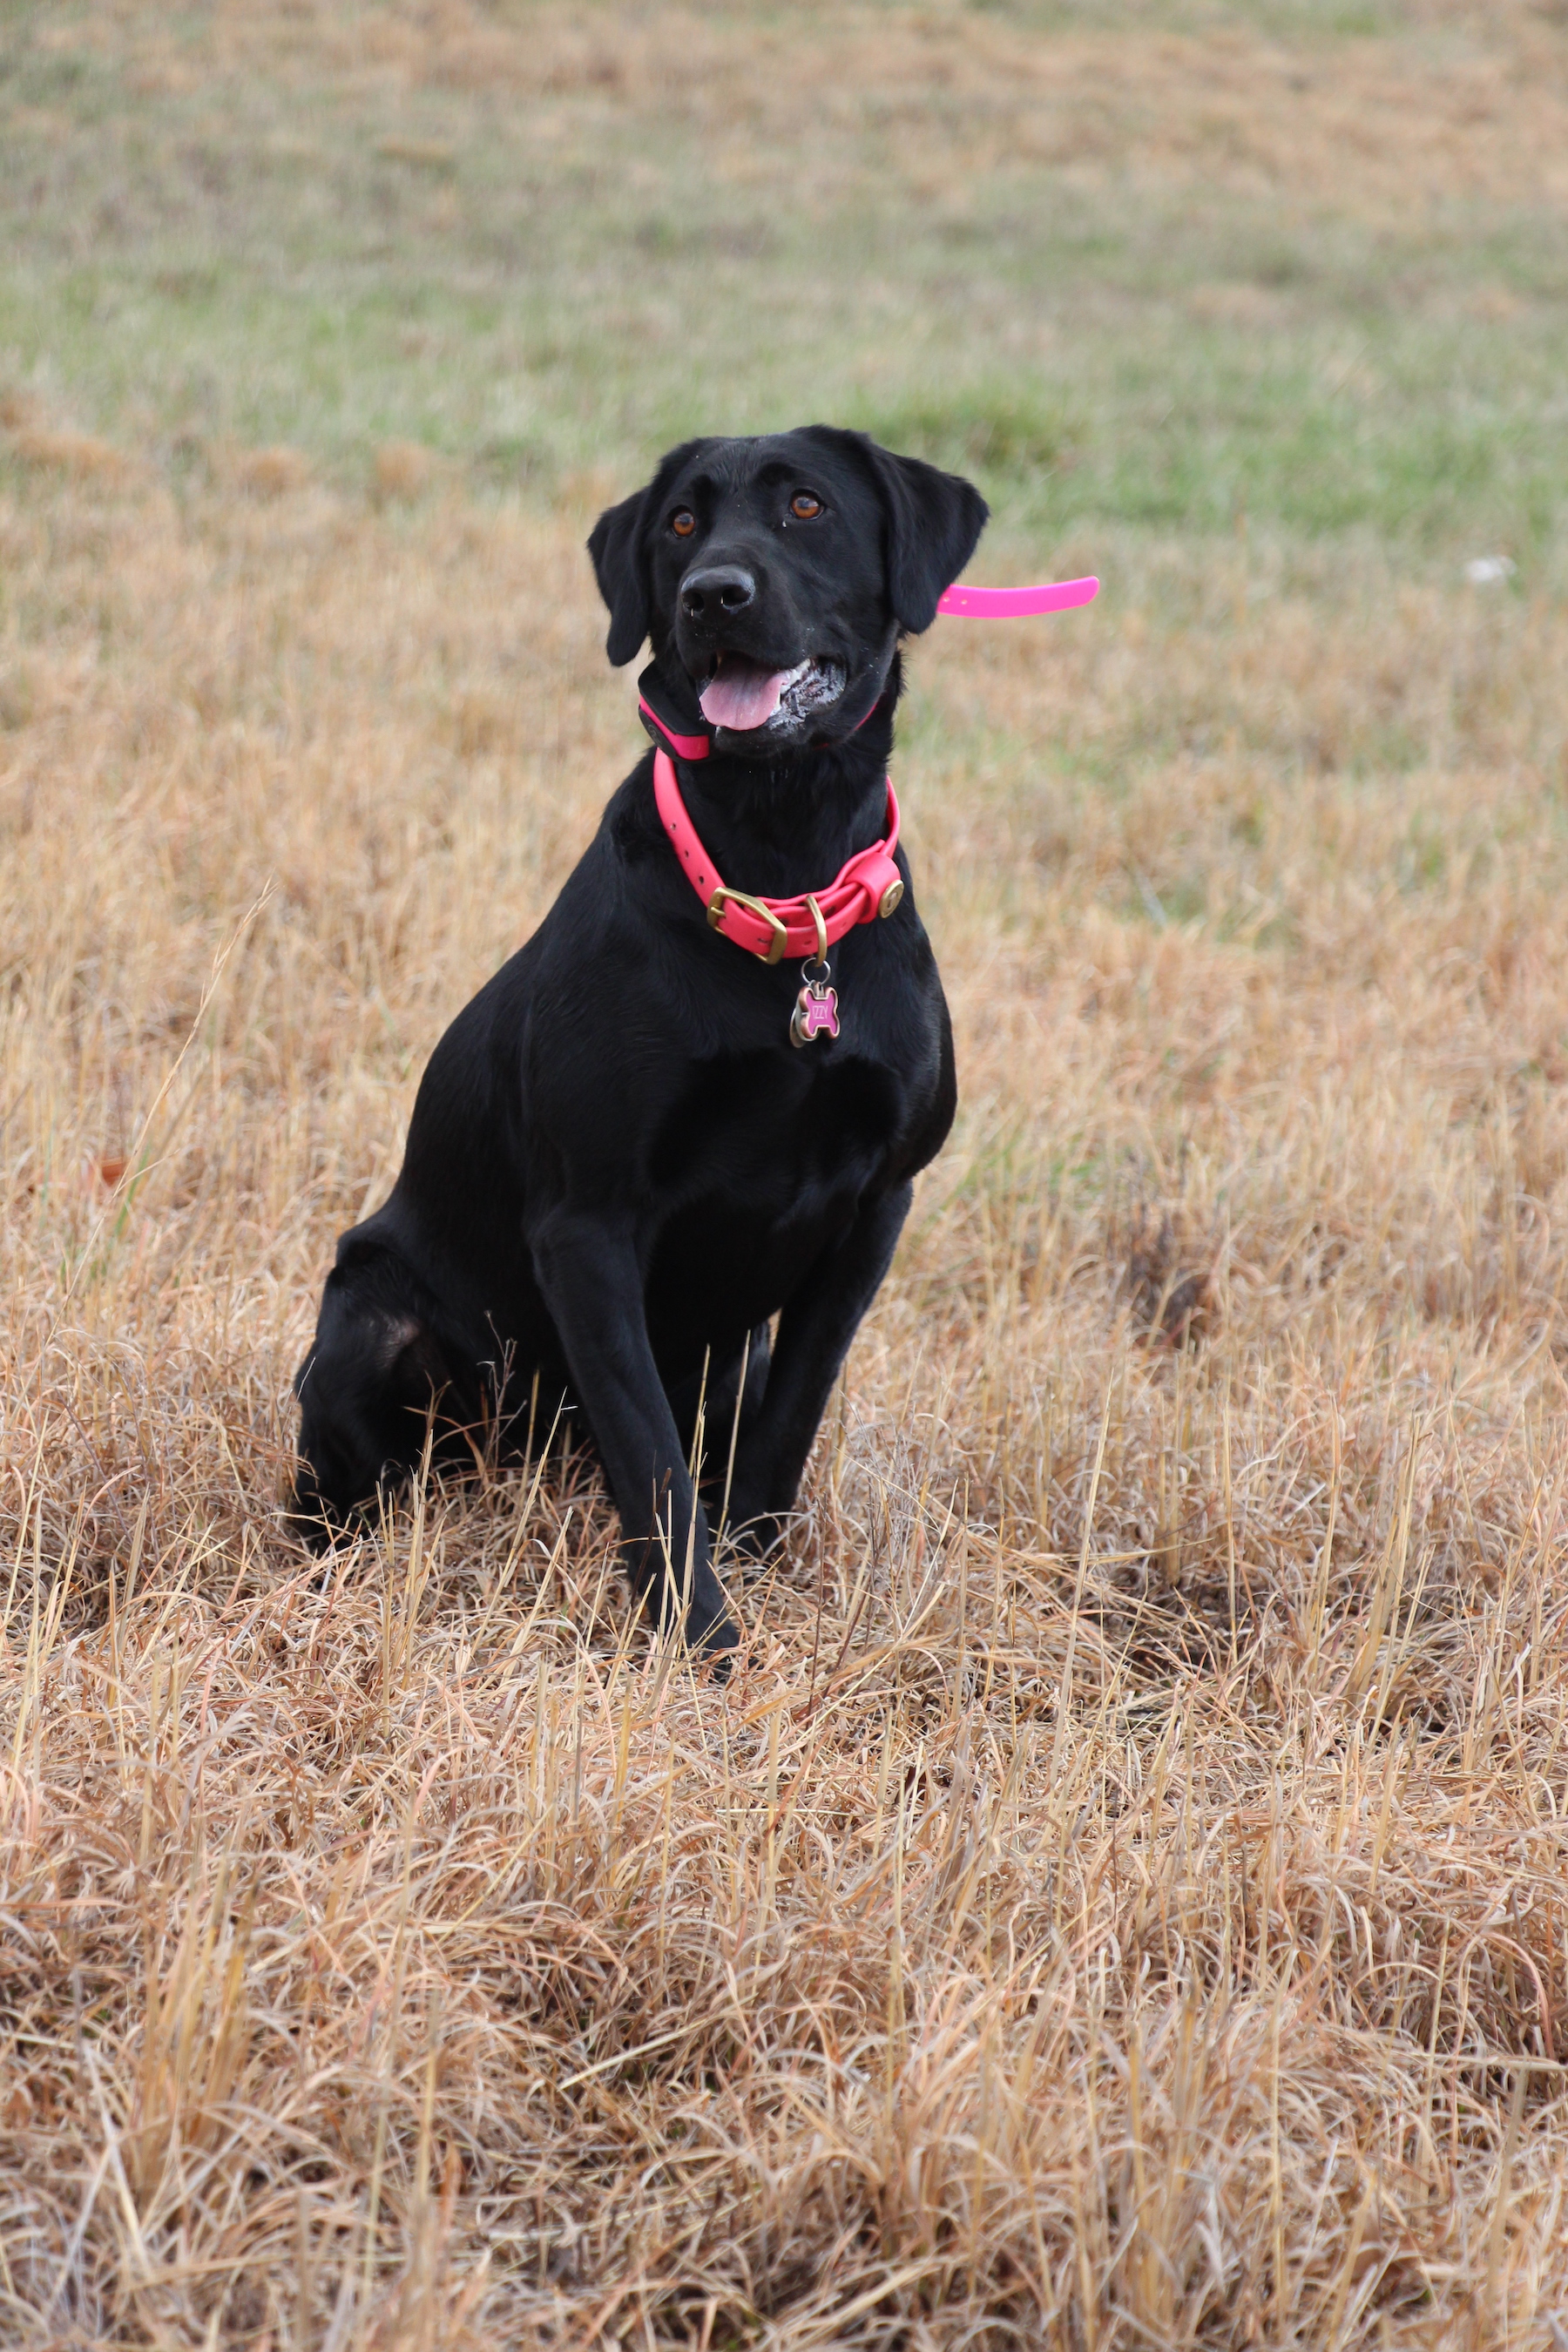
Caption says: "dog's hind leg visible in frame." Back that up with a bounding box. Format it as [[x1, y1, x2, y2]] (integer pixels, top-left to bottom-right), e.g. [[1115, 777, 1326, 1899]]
[[290, 1240, 456, 1547]]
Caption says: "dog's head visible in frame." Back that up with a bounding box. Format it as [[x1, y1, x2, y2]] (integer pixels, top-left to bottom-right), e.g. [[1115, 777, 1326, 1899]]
[[587, 427, 988, 756]]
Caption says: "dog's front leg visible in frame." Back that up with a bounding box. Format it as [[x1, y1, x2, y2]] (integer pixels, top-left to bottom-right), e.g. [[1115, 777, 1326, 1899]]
[[531, 1213, 735, 1655], [725, 1180, 913, 1555]]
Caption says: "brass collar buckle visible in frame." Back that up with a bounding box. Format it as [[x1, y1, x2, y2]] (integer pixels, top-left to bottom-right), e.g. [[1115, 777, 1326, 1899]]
[[706, 887, 789, 965]]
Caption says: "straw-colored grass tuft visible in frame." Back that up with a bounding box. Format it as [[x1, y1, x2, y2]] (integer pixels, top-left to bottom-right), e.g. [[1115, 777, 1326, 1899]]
[[373, 442, 439, 505], [234, 444, 314, 500], [6, 422, 128, 481], [3, 436, 1566, 2343], [3, 0, 1568, 2339]]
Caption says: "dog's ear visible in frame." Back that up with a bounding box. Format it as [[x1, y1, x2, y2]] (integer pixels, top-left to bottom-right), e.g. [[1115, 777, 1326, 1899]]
[[587, 487, 652, 668], [849, 436, 990, 636], [587, 442, 710, 667]]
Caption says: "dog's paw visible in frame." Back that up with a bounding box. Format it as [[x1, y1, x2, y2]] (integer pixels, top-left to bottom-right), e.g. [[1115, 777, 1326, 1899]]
[[690, 1599, 740, 1680], [632, 1548, 740, 1670], [287, 1484, 342, 1556]]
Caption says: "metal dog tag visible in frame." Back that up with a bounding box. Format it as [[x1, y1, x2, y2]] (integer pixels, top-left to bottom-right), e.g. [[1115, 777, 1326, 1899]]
[[790, 959, 840, 1047]]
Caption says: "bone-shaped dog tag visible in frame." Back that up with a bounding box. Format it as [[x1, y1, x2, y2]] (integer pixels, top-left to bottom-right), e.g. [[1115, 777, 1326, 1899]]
[[790, 962, 840, 1047]]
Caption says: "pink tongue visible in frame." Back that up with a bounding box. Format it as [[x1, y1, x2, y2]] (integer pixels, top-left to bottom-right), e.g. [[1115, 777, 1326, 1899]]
[[699, 661, 787, 732]]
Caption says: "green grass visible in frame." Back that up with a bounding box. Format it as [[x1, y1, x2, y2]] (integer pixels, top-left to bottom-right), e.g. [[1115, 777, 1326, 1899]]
[[2, 4, 1565, 584]]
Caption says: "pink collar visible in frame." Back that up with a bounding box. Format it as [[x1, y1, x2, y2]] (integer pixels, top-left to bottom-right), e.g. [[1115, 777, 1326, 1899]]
[[652, 748, 903, 965], [639, 574, 1098, 959]]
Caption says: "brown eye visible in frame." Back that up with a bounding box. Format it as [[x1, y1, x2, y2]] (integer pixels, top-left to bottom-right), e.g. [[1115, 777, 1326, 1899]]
[[670, 508, 696, 538], [789, 491, 821, 521]]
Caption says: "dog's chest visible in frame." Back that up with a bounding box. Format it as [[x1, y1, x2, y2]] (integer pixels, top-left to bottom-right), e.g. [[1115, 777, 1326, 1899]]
[[648, 1044, 907, 1205], [642, 1049, 906, 1342]]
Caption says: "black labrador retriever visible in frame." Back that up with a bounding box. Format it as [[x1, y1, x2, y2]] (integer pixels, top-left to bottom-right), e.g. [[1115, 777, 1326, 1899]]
[[291, 426, 988, 1655]]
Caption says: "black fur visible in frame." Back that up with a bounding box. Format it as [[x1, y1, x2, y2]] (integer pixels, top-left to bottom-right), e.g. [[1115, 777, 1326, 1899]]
[[292, 426, 988, 1655]]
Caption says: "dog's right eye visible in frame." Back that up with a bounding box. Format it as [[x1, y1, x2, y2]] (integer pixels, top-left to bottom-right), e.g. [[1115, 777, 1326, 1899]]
[[670, 509, 696, 538]]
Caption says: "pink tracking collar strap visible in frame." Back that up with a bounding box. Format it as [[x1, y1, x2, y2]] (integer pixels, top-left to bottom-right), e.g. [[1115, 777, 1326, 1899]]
[[637, 577, 1098, 765], [639, 697, 712, 761], [639, 693, 878, 762], [936, 574, 1098, 618], [652, 748, 903, 965]]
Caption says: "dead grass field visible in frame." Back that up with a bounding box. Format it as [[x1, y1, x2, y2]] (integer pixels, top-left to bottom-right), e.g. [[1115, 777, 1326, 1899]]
[[4, 3, 1568, 2347]]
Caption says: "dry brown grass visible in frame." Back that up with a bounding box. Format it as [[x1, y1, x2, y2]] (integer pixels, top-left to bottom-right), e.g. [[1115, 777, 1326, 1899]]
[[3, 3, 1568, 2337], [37, 0, 1568, 223], [3, 414, 1566, 2345], [231, 448, 314, 503], [3, 421, 129, 483], [373, 445, 440, 507]]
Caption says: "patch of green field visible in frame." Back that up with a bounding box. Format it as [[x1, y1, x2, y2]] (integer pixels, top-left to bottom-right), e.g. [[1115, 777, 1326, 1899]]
[[1, 3, 1565, 587]]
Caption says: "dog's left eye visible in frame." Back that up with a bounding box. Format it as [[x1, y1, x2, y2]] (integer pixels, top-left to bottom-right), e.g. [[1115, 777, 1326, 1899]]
[[788, 492, 822, 521]]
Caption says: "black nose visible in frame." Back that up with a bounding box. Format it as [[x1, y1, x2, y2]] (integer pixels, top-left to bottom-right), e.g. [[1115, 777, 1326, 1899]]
[[680, 564, 756, 624]]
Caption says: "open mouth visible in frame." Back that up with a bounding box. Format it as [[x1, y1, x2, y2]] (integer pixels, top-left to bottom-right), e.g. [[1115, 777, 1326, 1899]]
[[698, 652, 846, 734]]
